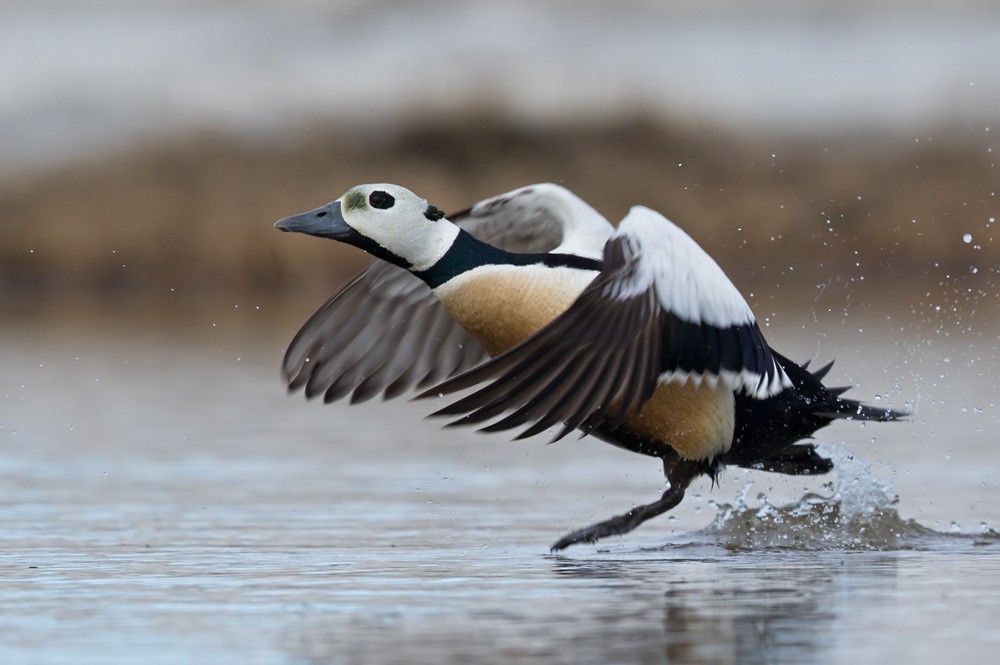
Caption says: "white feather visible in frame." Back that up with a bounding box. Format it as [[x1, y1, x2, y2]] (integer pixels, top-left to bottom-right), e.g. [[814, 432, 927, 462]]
[[468, 183, 613, 260], [657, 365, 789, 398], [612, 206, 756, 329], [608, 207, 791, 397]]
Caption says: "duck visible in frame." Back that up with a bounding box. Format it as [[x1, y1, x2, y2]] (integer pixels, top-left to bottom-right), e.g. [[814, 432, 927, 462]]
[[274, 182, 904, 550]]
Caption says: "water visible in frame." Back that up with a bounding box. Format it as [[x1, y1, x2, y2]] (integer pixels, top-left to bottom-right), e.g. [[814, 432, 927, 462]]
[[2, 0, 999, 173], [1, 306, 998, 663]]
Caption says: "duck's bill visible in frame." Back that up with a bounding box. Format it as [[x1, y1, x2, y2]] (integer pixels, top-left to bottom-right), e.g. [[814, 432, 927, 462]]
[[274, 201, 355, 241]]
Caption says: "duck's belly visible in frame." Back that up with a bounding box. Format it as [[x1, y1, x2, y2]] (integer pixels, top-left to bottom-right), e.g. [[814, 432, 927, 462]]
[[434, 263, 735, 461], [620, 382, 734, 460]]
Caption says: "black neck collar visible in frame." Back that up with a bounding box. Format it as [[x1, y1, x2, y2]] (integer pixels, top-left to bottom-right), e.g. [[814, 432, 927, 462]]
[[412, 230, 602, 289]]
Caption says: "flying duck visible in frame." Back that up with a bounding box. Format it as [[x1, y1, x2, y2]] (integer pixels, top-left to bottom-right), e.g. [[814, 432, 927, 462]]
[[275, 183, 904, 550]]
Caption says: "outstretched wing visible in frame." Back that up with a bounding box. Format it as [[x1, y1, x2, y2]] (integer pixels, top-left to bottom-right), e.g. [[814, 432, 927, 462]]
[[282, 262, 484, 403], [281, 183, 614, 403], [419, 206, 791, 440], [448, 183, 612, 259]]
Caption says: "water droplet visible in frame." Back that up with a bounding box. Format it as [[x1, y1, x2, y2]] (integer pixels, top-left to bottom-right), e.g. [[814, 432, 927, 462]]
[[963, 233, 973, 243]]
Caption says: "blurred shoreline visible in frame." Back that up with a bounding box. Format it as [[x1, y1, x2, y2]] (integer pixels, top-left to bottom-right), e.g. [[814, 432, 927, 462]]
[[5, 0, 1000, 178], [2, 114, 996, 320]]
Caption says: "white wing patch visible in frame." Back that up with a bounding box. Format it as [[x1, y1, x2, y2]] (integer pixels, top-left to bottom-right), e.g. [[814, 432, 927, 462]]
[[607, 207, 789, 397], [659, 367, 789, 401], [611, 206, 756, 329]]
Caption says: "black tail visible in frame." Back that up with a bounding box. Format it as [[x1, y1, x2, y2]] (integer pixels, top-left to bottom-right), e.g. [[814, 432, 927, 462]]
[[723, 351, 906, 472], [793, 356, 906, 423]]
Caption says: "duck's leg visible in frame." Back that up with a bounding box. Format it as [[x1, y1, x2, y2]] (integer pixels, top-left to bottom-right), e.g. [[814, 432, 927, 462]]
[[550, 458, 702, 551]]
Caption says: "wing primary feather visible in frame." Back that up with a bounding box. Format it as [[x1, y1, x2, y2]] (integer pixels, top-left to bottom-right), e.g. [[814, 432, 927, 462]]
[[486, 355, 586, 431], [445, 354, 573, 425], [372, 306, 441, 400], [285, 256, 492, 402], [474, 410, 533, 433], [551, 347, 628, 439], [581, 344, 638, 434], [431, 336, 544, 405], [416, 344, 526, 399], [607, 325, 648, 430], [349, 358, 396, 404], [350, 312, 457, 402], [433, 318, 481, 379], [344, 319, 419, 404], [502, 352, 597, 439], [322, 371, 361, 404], [383, 306, 445, 398], [536, 346, 628, 441], [307, 315, 389, 400], [640, 306, 664, 404], [429, 285, 627, 433], [282, 272, 367, 380], [287, 296, 371, 390], [443, 323, 586, 420], [526, 285, 649, 435], [608, 312, 647, 429], [475, 357, 580, 435], [812, 360, 836, 381], [388, 312, 444, 392], [413, 309, 472, 388], [428, 347, 551, 418], [538, 295, 641, 440], [287, 279, 381, 378], [306, 338, 372, 400], [296, 295, 399, 397]]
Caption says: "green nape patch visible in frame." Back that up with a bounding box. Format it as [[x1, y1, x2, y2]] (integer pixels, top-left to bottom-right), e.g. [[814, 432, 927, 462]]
[[344, 190, 366, 211]]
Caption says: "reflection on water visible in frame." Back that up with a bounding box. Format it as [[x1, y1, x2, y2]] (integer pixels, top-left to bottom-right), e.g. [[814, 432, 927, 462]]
[[549, 553, 888, 665], [1, 313, 999, 663], [294, 547, 998, 665]]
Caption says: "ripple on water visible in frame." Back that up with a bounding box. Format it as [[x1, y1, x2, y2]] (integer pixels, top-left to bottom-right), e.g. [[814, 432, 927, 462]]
[[663, 445, 1000, 553]]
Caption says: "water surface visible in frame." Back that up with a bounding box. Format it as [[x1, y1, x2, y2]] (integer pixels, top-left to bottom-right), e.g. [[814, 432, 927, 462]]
[[1, 310, 998, 663]]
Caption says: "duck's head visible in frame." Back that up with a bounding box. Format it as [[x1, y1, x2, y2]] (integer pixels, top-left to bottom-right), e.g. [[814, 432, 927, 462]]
[[274, 183, 458, 271]]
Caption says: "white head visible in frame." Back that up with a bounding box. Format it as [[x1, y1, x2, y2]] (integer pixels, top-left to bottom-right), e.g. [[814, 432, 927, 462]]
[[275, 183, 460, 271]]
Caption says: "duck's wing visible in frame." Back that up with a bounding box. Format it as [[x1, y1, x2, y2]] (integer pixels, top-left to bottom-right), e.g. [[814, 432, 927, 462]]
[[281, 184, 614, 404], [448, 183, 613, 259], [419, 206, 792, 440], [281, 262, 484, 404]]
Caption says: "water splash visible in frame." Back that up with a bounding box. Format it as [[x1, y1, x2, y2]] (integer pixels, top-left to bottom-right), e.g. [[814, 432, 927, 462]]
[[687, 445, 999, 552]]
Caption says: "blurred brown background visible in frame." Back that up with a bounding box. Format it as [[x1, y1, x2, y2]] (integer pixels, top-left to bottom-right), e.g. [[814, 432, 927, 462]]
[[2, 117, 995, 316], [1, 1, 997, 323]]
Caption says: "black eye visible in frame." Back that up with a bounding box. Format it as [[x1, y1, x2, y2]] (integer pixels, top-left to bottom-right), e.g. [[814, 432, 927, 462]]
[[424, 204, 444, 221], [369, 190, 395, 209]]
